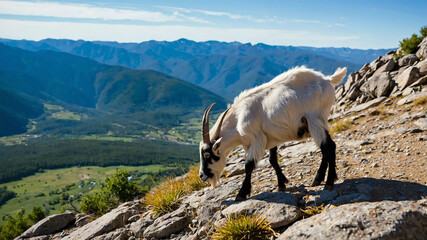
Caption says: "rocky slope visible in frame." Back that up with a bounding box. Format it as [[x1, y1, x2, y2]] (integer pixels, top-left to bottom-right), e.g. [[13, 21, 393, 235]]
[[16, 40, 427, 240]]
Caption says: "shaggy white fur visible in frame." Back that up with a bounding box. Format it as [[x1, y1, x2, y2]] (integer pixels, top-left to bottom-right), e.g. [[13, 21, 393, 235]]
[[201, 66, 346, 187]]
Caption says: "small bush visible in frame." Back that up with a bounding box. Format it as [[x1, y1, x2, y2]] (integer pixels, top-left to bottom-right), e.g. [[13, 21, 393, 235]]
[[104, 170, 140, 202], [212, 214, 277, 240], [80, 170, 141, 215], [80, 193, 111, 215], [396, 25, 427, 58], [0, 207, 46, 240]]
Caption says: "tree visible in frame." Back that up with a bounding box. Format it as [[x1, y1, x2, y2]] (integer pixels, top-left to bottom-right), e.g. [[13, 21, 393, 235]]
[[104, 170, 140, 203], [397, 25, 427, 57]]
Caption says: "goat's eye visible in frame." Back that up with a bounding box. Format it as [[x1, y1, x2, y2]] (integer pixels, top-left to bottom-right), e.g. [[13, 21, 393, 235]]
[[204, 152, 210, 159]]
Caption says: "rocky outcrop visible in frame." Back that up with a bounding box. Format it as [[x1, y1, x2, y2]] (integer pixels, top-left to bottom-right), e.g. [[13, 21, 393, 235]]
[[334, 39, 427, 114], [278, 200, 427, 240], [17, 212, 75, 239], [62, 201, 140, 240]]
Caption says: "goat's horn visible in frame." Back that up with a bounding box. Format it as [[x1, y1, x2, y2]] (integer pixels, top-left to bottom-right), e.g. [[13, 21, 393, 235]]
[[212, 108, 230, 140], [202, 103, 216, 144]]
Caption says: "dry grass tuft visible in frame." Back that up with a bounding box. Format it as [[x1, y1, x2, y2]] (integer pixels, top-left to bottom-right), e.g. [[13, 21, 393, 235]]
[[144, 177, 185, 216], [413, 96, 427, 106], [212, 214, 277, 240], [143, 165, 208, 216], [300, 195, 326, 218], [330, 118, 353, 134]]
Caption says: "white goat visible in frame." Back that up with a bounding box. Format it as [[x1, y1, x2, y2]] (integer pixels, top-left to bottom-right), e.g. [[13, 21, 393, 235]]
[[199, 66, 347, 201]]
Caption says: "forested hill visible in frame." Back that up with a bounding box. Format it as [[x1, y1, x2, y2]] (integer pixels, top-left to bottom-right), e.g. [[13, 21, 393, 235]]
[[0, 43, 228, 136], [0, 38, 393, 98]]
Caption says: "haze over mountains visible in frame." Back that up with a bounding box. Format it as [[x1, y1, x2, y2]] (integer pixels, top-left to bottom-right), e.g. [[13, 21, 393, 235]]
[[0, 38, 393, 98], [0, 38, 393, 137]]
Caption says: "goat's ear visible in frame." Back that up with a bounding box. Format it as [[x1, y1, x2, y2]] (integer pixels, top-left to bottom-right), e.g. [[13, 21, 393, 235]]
[[212, 137, 222, 155]]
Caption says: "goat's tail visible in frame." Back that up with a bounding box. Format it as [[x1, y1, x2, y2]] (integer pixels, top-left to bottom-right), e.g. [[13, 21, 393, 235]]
[[329, 67, 347, 86]]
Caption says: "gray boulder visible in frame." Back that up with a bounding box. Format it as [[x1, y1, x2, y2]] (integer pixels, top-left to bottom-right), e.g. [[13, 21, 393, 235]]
[[143, 206, 191, 240], [396, 66, 419, 90], [17, 212, 75, 239], [398, 53, 419, 67], [278, 201, 427, 240], [416, 37, 427, 59], [397, 92, 427, 105], [416, 60, 427, 76], [347, 97, 387, 113], [221, 192, 301, 229], [62, 201, 140, 240], [372, 58, 396, 77], [360, 72, 394, 98]]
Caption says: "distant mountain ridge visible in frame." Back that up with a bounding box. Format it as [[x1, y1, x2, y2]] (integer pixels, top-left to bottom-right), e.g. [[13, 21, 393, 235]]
[[0, 38, 394, 98], [0, 43, 227, 136]]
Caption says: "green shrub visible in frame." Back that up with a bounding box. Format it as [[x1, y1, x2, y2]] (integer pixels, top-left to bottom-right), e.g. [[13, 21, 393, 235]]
[[396, 25, 427, 58], [80, 170, 141, 215], [0, 207, 45, 240], [399, 33, 422, 55], [104, 170, 140, 203], [80, 193, 111, 215]]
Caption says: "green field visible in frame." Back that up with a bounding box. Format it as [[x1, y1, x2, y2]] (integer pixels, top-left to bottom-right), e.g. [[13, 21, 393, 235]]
[[0, 165, 174, 224]]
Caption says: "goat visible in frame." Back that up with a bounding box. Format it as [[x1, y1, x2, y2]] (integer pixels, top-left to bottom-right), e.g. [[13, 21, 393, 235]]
[[199, 66, 347, 201]]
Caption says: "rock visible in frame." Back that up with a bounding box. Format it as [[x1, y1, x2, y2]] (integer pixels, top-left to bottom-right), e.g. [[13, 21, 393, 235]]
[[346, 86, 362, 101], [278, 201, 427, 240], [397, 92, 427, 105], [396, 66, 419, 90], [398, 53, 419, 67], [347, 97, 387, 113], [402, 87, 415, 96], [370, 56, 384, 71], [359, 63, 370, 76], [315, 190, 339, 204], [373, 58, 396, 77], [356, 183, 374, 195], [18, 212, 75, 238], [409, 75, 427, 87], [225, 163, 246, 177], [416, 60, 427, 76], [129, 211, 154, 238], [221, 192, 301, 229], [416, 37, 427, 59], [360, 72, 394, 98], [62, 201, 140, 240], [415, 118, 427, 131], [75, 214, 92, 228], [92, 229, 131, 240], [330, 193, 371, 205], [143, 206, 191, 240]]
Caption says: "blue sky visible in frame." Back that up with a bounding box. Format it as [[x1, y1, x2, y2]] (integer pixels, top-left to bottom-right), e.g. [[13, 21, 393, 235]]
[[0, 0, 425, 49]]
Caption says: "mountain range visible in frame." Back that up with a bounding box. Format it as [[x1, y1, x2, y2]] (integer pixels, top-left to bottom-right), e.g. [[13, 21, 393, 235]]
[[0, 38, 393, 98], [0, 43, 227, 136]]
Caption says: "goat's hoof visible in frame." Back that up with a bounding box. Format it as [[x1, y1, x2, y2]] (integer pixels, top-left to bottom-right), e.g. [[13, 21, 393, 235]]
[[311, 180, 321, 187], [278, 185, 286, 192], [235, 195, 247, 202], [324, 185, 334, 190]]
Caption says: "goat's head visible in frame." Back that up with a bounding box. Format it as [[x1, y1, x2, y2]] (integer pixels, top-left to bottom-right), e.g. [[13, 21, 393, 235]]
[[199, 103, 229, 188]]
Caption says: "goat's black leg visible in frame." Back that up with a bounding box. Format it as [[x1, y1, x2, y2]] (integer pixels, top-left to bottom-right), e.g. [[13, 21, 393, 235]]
[[323, 132, 337, 190], [269, 147, 288, 191], [235, 160, 255, 201], [311, 131, 337, 189]]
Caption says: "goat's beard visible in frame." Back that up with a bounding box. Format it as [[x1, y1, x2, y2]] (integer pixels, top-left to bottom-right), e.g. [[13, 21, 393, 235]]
[[207, 173, 221, 189]]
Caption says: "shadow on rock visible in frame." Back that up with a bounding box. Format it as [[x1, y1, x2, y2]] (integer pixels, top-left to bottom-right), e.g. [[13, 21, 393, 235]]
[[304, 177, 427, 206]]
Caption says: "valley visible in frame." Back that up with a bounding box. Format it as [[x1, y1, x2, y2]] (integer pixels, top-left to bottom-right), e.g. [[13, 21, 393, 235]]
[[0, 165, 180, 225]]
